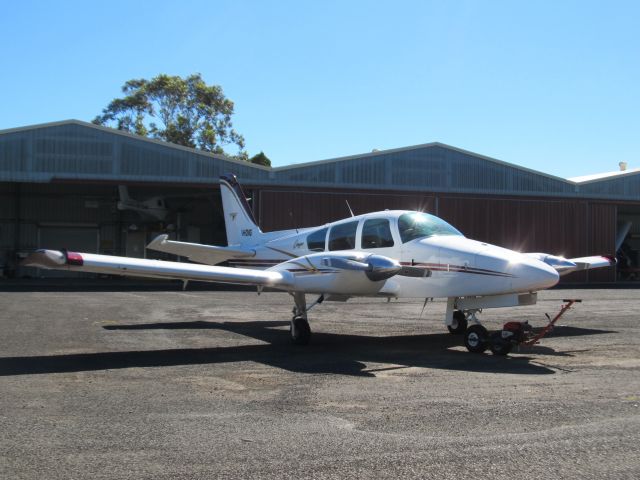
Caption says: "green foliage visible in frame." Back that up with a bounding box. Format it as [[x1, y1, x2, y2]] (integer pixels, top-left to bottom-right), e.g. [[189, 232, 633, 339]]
[[93, 73, 246, 157], [249, 151, 271, 167]]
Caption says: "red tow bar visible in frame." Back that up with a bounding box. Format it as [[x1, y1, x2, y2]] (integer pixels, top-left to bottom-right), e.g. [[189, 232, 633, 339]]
[[521, 299, 582, 346]]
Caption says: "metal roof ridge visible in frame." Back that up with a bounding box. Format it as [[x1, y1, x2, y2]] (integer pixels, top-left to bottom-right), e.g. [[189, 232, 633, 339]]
[[271, 142, 440, 171], [0, 119, 272, 172], [431, 142, 572, 184], [272, 141, 573, 185]]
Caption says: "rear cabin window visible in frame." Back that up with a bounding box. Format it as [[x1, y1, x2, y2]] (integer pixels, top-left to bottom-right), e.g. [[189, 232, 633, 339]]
[[361, 218, 394, 248], [306, 228, 327, 252], [328, 221, 358, 251]]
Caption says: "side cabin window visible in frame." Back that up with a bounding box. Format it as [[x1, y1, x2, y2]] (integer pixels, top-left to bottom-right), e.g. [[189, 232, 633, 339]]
[[328, 221, 358, 251], [361, 218, 394, 248], [306, 228, 327, 252]]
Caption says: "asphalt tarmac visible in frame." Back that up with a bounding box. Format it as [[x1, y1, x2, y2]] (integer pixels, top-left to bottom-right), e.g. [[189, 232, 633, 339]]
[[1, 289, 639, 479]]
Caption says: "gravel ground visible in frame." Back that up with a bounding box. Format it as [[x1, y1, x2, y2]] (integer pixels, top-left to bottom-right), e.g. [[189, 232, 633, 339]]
[[0, 289, 639, 479]]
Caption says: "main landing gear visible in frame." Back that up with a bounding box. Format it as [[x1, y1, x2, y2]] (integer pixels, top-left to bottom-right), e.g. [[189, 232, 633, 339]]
[[289, 292, 324, 345], [291, 316, 311, 345], [447, 310, 468, 334]]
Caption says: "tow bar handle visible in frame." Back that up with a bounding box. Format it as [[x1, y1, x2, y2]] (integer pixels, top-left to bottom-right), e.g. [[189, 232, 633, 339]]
[[523, 299, 581, 346]]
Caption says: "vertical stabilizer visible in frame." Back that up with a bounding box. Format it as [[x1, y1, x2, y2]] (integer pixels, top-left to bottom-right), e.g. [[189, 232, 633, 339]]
[[219, 174, 262, 246], [118, 185, 130, 202]]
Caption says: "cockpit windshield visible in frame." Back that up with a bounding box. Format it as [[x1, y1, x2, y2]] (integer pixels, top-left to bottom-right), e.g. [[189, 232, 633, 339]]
[[397, 212, 463, 243]]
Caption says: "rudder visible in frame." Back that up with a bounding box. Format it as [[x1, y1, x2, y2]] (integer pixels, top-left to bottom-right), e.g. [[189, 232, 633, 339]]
[[219, 174, 262, 246]]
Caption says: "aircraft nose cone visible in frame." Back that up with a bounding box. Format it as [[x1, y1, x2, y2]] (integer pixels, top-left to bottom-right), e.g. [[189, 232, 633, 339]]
[[512, 259, 560, 291]]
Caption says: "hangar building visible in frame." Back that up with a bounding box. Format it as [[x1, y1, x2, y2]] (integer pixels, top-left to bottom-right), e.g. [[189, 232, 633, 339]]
[[1, 120, 637, 283]]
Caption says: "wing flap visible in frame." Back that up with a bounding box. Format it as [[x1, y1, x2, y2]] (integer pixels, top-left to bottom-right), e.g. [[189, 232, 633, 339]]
[[23, 250, 290, 287], [147, 234, 255, 265]]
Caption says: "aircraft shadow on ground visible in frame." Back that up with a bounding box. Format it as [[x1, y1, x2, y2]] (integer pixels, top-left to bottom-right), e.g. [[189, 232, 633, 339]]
[[0, 321, 615, 378]]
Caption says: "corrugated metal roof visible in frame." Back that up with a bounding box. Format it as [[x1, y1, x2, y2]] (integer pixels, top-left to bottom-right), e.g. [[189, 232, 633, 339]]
[[0, 119, 634, 200], [0, 120, 270, 185]]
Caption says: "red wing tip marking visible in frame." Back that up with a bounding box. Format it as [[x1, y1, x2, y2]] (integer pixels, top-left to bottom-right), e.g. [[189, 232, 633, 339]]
[[65, 251, 84, 266]]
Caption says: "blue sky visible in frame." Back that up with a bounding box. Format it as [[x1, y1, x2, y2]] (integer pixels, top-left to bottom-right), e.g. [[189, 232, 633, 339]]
[[1, 0, 638, 178]]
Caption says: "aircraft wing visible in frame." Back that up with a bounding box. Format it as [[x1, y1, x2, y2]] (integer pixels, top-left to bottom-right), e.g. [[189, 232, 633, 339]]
[[566, 255, 617, 271], [22, 249, 407, 296], [147, 234, 255, 265], [22, 250, 290, 287], [526, 253, 616, 276]]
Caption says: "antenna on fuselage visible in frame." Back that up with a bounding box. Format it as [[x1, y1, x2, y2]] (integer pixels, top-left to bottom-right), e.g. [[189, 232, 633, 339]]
[[345, 200, 355, 217], [289, 210, 299, 233]]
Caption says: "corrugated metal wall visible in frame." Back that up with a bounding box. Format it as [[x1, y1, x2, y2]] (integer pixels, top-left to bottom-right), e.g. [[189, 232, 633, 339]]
[[259, 188, 435, 230], [579, 174, 640, 199], [587, 203, 617, 282], [437, 196, 589, 255]]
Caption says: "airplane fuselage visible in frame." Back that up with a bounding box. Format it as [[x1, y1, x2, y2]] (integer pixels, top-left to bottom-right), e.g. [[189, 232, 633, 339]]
[[227, 210, 559, 299]]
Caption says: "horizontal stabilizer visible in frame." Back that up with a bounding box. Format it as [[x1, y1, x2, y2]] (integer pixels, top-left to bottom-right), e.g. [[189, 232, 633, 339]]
[[147, 234, 255, 265]]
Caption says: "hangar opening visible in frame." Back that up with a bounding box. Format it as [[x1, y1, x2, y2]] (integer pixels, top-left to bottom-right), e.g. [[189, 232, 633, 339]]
[[617, 206, 640, 281], [6, 182, 228, 278]]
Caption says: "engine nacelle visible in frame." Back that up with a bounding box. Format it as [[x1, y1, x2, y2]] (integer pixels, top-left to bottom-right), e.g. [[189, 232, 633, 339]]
[[267, 251, 401, 295]]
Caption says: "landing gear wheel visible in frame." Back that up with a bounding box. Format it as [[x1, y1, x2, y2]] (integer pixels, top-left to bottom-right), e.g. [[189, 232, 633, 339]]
[[290, 316, 311, 345], [447, 310, 468, 334], [464, 325, 489, 353], [489, 332, 512, 356]]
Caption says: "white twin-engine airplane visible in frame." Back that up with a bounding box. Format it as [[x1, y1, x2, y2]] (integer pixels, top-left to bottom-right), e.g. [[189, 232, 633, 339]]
[[24, 174, 615, 356]]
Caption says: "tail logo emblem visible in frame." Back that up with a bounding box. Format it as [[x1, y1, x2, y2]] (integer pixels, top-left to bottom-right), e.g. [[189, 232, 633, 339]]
[[230, 212, 238, 221], [241, 229, 253, 237]]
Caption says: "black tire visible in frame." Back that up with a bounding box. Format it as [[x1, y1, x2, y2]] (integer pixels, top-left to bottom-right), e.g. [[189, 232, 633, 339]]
[[489, 332, 512, 356], [464, 325, 489, 353], [447, 310, 468, 334], [290, 316, 311, 345]]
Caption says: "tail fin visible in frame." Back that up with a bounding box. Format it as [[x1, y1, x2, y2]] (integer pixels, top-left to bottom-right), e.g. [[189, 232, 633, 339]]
[[118, 185, 130, 202], [220, 174, 262, 246]]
